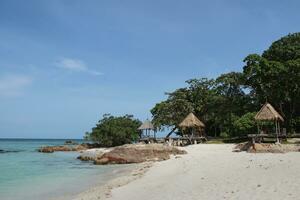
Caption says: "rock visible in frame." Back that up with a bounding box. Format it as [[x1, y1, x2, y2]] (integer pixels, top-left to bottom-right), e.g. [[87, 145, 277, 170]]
[[89, 144, 186, 165], [64, 140, 78, 145], [234, 142, 300, 153], [94, 157, 110, 165], [38, 144, 89, 153], [77, 148, 110, 161], [0, 149, 23, 153], [233, 142, 252, 152], [38, 143, 101, 153]]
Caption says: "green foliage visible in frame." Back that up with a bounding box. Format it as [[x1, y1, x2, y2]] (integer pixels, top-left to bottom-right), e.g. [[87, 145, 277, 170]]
[[220, 132, 229, 138], [243, 33, 300, 131], [151, 75, 251, 137], [233, 112, 256, 136], [86, 114, 141, 147], [151, 88, 194, 130], [83, 132, 90, 141], [151, 32, 300, 137], [262, 33, 300, 62]]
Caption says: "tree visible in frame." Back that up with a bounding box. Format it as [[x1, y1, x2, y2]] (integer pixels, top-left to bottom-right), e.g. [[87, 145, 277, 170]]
[[151, 78, 219, 136], [243, 33, 300, 132], [233, 112, 257, 137], [86, 114, 141, 147], [151, 88, 194, 129], [151, 88, 194, 137]]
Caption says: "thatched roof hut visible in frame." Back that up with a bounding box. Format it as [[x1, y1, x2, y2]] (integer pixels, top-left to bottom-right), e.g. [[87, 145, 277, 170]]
[[254, 103, 284, 143], [138, 120, 155, 140], [179, 113, 205, 128], [254, 103, 284, 122], [138, 120, 154, 130]]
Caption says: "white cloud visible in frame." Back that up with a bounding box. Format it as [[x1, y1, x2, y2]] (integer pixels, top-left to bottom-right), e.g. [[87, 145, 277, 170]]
[[88, 70, 104, 76], [0, 74, 33, 97], [56, 58, 103, 76], [56, 58, 87, 71]]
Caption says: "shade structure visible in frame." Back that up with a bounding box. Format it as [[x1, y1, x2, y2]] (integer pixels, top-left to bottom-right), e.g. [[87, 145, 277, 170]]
[[138, 120, 154, 130], [138, 120, 155, 140], [255, 103, 284, 122], [254, 103, 284, 143], [179, 113, 205, 128]]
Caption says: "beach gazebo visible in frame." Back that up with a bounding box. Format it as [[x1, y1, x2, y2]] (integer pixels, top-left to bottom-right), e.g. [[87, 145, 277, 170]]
[[138, 119, 155, 139], [254, 103, 284, 143], [179, 113, 205, 142]]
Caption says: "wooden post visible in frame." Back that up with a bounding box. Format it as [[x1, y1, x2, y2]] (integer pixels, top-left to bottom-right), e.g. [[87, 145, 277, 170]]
[[275, 120, 279, 143]]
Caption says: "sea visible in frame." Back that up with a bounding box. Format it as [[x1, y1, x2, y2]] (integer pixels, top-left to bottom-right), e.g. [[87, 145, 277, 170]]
[[0, 139, 134, 200]]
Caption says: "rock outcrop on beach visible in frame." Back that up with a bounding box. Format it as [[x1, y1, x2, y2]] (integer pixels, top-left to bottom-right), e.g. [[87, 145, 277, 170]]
[[38, 143, 99, 153], [234, 142, 300, 153], [78, 144, 187, 165]]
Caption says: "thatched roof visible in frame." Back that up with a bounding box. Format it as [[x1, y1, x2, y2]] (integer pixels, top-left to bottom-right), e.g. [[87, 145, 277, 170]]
[[255, 103, 284, 122], [179, 113, 205, 128], [138, 120, 154, 130]]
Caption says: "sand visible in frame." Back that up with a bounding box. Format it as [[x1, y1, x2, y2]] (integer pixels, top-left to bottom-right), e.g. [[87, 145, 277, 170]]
[[75, 144, 300, 200]]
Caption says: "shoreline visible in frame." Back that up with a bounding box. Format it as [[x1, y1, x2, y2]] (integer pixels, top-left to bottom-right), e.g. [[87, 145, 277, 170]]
[[71, 162, 153, 200]]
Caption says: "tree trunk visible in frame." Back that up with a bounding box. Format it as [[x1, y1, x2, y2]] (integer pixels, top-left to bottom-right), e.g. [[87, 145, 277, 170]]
[[165, 127, 177, 138]]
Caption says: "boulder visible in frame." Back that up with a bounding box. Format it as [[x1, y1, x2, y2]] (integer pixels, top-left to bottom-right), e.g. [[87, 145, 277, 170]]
[[77, 148, 109, 161], [89, 144, 186, 165], [234, 142, 300, 153]]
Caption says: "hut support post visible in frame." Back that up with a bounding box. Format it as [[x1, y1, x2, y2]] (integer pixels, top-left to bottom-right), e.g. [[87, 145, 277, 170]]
[[275, 120, 279, 143]]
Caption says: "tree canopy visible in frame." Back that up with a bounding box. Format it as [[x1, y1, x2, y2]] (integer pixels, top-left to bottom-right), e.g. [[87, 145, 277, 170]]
[[243, 33, 300, 132], [85, 114, 141, 147]]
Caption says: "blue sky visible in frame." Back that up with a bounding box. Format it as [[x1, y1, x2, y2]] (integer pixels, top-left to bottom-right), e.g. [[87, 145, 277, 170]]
[[0, 0, 299, 138]]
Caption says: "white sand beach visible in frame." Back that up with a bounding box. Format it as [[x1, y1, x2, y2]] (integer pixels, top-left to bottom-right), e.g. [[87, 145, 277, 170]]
[[76, 144, 300, 200]]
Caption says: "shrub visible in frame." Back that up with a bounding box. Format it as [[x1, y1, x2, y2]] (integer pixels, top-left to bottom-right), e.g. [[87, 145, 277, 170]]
[[86, 114, 141, 147], [233, 112, 256, 136]]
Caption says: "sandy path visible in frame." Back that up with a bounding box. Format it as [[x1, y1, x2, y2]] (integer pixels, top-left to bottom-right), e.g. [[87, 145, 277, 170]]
[[109, 144, 300, 200]]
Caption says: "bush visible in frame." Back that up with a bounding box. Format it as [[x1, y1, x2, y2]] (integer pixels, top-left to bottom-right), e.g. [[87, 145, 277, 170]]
[[220, 132, 229, 138], [233, 112, 256, 136], [86, 114, 141, 147]]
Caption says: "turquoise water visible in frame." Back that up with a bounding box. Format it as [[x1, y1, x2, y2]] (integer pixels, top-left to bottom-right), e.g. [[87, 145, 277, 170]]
[[0, 139, 133, 200]]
